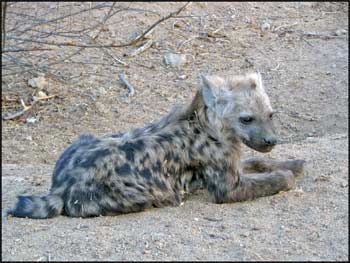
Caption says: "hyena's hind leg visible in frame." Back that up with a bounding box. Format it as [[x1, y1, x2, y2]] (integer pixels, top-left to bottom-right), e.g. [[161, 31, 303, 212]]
[[241, 157, 305, 177]]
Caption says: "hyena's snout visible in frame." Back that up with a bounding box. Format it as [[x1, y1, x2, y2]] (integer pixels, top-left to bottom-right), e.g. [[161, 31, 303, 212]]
[[252, 134, 277, 153], [257, 128, 278, 152], [239, 121, 278, 153], [262, 135, 277, 146]]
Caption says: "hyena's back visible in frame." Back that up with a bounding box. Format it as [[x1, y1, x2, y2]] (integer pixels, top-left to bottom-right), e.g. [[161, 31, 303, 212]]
[[8, 133, 183, 218]]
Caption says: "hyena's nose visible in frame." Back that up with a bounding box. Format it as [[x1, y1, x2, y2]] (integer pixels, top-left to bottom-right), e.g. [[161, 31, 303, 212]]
[[263, 137, 277, 146]]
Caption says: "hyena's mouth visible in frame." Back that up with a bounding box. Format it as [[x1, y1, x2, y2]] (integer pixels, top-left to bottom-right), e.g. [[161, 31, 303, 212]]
[[241, 138, 274, 153]]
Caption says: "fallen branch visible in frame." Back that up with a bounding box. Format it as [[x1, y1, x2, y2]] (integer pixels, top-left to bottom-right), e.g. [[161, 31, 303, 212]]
[[9, 3, 114, 34], [275, 27, 346, 40], [6, 2, 191, 49], [126, 2, 191, 46], [118, 73, 135, 96], [2, 47, 54, 53], [301, 31, 342, 40], [92, 2, 117, 40], [2, 94, 58, 120], [123, 39, 153, 57], [202, 217, 223, 222]]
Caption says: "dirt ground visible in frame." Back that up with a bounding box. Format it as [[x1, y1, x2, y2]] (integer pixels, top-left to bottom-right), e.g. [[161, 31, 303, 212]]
[[1, 2, 349, 261]]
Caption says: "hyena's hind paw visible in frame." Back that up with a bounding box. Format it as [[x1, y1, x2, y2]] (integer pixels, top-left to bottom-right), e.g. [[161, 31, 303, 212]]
[[283, 159, 306, 177]]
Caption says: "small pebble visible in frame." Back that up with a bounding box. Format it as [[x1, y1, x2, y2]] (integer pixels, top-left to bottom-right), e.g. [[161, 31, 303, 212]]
[[260, 21, 271, 32], [163, 53, 187, 68], [335, 29, 347, 36], [340, 181, 348, 188], [26, 117, 37, 124], [28, 76, 48, 90]]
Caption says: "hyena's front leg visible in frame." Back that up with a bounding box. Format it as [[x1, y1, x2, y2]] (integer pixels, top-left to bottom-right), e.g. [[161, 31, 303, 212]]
[[242, 157, 305, 177], [204, 166, 296, 203]]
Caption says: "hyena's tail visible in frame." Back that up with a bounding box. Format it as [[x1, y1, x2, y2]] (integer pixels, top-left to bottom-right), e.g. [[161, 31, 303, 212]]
[[7, 194, 63, 219]]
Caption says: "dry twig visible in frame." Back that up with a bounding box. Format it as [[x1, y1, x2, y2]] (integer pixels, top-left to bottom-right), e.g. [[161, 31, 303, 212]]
[[123, 39, 153, 57], [125, 2, 191, 46], [3, 94, 58, 120], [118, 73, 135, 96], [2, 1, 7, 49]]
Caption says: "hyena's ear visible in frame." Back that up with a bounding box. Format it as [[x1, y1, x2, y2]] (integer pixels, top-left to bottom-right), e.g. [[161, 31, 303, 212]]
[[246, 71, 264, 90], [200, 74, 228, 118]]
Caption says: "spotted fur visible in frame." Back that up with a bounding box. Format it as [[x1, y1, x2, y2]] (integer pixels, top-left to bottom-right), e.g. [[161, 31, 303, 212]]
[[8, 72, 305, 219]]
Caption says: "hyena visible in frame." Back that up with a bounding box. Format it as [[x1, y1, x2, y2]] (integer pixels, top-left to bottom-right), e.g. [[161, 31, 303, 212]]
[[8, 72, 305, 219]]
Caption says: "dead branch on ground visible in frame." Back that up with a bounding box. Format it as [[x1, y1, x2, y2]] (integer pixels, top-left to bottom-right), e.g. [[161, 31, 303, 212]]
[[2, 94, 58, 120], [119, 73, 135, 96]]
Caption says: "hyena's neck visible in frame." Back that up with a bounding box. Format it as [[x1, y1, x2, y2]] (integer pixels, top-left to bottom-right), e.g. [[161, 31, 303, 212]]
[[149, 91, 243, 175]]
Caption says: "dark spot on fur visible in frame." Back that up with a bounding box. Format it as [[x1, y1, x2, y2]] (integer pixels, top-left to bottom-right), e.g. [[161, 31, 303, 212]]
[[124, 181, 135, 187], [140, 168, 152, 179], [165, 151, 173, 161], [156, 133, 174, 144], [53, 135, 99, 182], [174, 129, 183, 137], [198, 144, 205, 154], [115, 163, 131, 176], [66, 177, 77, 187], [60, 176, 77, 202], [174, 154, 180, 163], [152, 160, 162, 173], [193, 127, 201, 134], [118, 141, 145, 162], [135, 185, 145, 193], [110, 133, 123, 138], [167, 165, 176, 175], [134, 139, 145, 151], [132, 201, 149, 211], [154, 178, 167, 190], [208, 135, 218, 142], [79, 149, 111, 168], [141, 152, 150, 164]]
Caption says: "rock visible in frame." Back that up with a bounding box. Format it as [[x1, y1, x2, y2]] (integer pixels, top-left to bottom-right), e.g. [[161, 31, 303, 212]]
[[340, 181, 348, 188], [37, 91, 48, 98], [163, 53, 187, 68], [335, 29, 347, 36], [28, 76, 48, 90], [260, 21, 271, 32], [26, 117, 37, 124], [25, 136, 33, 141]]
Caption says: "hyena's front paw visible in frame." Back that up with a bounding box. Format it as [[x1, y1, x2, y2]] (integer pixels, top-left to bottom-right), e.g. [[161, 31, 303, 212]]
[[283, 159, 306, 177]]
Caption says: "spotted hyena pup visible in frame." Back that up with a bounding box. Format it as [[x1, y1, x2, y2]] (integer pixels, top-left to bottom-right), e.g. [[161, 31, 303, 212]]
[[8, 72, 305, 219]]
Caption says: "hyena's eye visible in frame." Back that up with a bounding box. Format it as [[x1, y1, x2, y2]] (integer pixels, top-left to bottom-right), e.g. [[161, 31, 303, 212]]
[[239, 116, 254, 124], [269, 112, 274, 120]]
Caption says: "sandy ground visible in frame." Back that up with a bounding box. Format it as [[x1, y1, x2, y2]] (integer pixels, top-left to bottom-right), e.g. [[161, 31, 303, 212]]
[[1, 2, 349, 261], [2, 135, 348, 261]]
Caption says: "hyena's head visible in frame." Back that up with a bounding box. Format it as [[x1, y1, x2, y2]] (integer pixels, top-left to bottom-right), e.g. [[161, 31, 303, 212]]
[[200, 72, 277, 152]]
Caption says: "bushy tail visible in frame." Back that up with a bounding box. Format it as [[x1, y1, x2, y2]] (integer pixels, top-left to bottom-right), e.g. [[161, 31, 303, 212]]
[[7, 194, 63, 219]]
